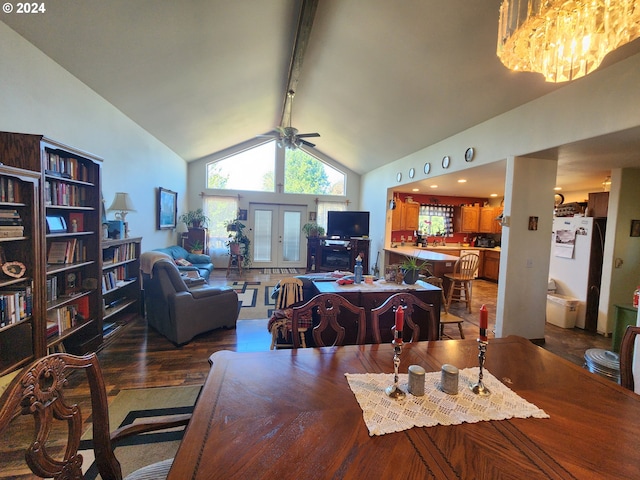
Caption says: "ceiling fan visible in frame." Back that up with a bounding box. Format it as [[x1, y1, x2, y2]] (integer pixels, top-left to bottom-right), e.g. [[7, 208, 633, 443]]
[[260, 90, 320, 149]]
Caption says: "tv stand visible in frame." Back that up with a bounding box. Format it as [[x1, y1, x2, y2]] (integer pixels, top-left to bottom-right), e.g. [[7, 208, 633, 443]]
[[306, 237, 370, 273]]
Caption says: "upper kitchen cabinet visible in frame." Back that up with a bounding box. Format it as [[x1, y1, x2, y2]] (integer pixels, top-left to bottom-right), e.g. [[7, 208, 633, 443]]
[[391, 198, 419, 231], [460, 205, 480, 233], [587, 192, 609, 218], [479, 207, 496, 233]]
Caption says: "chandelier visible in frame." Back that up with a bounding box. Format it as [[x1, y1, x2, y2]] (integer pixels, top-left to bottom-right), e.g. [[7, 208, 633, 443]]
[[497, 0, 640, 82]]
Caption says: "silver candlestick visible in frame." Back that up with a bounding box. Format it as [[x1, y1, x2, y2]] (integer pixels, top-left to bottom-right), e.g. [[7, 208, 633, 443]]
[[471, 339, 490, 396], [386, 327, 406, 399]]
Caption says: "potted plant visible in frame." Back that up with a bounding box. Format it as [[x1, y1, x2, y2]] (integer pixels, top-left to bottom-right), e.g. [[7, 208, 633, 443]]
[[189, 239, 204, 254], [400, 255, 432, 285], [302, 222, 325, 238], [225, 218, 251, 268], [179, 208, 210, 229]]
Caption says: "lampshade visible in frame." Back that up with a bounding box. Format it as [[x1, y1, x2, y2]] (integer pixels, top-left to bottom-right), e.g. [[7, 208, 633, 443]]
[[497, 0, 640, 83], [108, 192, 136, 213]]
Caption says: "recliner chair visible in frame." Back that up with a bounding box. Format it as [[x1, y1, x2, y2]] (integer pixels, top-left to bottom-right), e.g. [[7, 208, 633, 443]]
[[142, 256, 238, 345]]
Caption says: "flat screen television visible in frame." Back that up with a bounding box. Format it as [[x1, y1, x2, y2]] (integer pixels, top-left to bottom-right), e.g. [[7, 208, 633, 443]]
[[327, 211, 370, 238]]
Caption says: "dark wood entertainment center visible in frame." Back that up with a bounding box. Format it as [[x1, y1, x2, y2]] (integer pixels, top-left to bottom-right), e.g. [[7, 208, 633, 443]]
[[306, 237, 370, 273]]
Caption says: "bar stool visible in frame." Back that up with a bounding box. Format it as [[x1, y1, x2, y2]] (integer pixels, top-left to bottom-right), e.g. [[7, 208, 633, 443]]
[[444, 253, 480, 313], [424, 275, 465, 339], [226, 242, 243, 277]]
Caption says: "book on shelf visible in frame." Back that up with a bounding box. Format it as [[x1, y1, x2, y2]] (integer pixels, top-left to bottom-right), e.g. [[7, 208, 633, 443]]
[[46, 321, 59, 338], [47, 239, 77, 264], [0, 286, 32, 327], [47, 304, 78, 333], [0, 226, 24, 238], [0, 177, 21, 203], [68, 211, 84, 232]]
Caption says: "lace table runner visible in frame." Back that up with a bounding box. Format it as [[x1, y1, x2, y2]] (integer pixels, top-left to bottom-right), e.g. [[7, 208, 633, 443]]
[[345, 367, 549, 436]]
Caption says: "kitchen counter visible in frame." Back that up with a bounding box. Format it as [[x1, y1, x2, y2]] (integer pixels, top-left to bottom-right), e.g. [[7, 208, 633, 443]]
[[385, 245, 460, 261]]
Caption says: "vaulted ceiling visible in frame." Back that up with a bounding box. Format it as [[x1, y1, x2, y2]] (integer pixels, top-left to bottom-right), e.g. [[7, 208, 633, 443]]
[[3, 0, 640, 197]]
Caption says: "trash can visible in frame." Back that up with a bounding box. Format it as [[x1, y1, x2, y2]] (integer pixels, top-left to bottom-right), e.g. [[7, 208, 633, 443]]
[[546, 293, 578, 328]]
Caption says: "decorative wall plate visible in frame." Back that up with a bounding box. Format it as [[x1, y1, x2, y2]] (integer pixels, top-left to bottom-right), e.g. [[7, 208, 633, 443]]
[[465, 147, 475, 162], [409, 167, 415, 178], [396, 172, 402, 182], [442, 156, 451, 169], [2, 261, 26, 278], [424, 162, 431, 174]]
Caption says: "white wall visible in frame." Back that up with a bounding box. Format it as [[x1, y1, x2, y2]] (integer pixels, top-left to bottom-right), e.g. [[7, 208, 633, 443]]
[[0, 22, 187, 251], [361, 52, 640, 339]]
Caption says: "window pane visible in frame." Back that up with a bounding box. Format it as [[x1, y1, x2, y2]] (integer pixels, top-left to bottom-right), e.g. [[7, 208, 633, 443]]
[[203, 196, 237, 250], [253, 209, 272, 262], [282, 211, 301, 262], [207, 142, 276, 192], [284, 149, 345, 195]]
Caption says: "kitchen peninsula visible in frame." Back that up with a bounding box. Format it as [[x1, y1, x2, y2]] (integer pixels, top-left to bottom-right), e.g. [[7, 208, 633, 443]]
[[385, 246, 459, 279]]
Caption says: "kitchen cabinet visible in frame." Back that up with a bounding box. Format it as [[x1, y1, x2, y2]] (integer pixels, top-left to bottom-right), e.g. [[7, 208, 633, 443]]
[[460, 205, 479, 233], [391, 199, 419, 231], [479, 207, 495, 233], [493, 207, 503, 233], [482, 250, 500, 282], [588, 192, 608, 218]]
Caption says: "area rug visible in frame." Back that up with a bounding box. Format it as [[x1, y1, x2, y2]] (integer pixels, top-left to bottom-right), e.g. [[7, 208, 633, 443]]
[[229, 280, 279, 320], [79, 385, 201, 479], [261, 268, 303, 274]]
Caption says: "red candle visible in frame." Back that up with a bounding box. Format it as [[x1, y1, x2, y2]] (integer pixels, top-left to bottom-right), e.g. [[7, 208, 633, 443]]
[[395, 306, 404, 332], [479, 304, 488, 341]]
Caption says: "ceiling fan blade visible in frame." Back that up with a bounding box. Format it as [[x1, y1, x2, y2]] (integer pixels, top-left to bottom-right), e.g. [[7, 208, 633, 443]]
[[297, 132, 320, 138], [299, 138, 316, 148]]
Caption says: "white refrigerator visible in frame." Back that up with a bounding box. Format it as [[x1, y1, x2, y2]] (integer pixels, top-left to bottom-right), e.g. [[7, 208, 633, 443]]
[[549, 216, 606, 330]]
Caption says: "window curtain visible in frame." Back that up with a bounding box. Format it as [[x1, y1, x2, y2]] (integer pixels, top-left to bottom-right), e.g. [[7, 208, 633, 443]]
[[317, 201, 346, 232], [419, 204, 455, 237]]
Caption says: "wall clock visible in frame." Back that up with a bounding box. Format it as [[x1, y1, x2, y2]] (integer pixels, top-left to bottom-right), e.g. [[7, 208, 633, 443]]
[[465, 147, 475, 162], [442, 156, 451, 169], [408, 167, 415, 178], [424, 162, 431, 174]]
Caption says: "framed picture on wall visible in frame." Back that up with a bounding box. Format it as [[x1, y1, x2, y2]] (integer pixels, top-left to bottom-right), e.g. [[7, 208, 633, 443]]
[[157, 187, 177, 230]]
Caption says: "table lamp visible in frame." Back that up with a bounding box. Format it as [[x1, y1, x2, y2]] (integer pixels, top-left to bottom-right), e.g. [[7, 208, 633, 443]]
[[108, 192, 136, 238]]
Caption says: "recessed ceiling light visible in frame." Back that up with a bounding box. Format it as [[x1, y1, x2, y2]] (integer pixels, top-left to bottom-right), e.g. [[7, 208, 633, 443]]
[[554, 186, 562, 191], [412, 188, 419, 192], [430, 184, 438, 189], [490, 193, 498, 197], [457, 179, 467, 183]]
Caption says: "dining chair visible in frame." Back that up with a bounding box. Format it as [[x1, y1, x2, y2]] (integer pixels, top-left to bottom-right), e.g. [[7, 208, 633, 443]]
[[0, 352, 191, 480], [291, 293, 366, 347], [620, 325, 640, 391], [444, 253, 480, 313], [270, 277, 306, 349], [370, 292, 439, 344]]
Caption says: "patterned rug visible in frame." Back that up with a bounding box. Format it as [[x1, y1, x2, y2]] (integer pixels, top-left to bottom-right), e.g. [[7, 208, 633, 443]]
[[261, 268, 303, 274], [79, 385, 201, 479], [228, 281, 279, 320]]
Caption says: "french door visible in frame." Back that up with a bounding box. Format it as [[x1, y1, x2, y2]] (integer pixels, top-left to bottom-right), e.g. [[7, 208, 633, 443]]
[[249, 204, 306, 269]]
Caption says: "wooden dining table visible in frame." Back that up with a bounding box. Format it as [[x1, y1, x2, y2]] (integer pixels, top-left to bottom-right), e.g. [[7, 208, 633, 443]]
[[167, 336, 640, 479]]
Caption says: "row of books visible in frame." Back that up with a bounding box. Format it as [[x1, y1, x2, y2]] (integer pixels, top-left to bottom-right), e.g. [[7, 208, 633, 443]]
[[102, 270, 127, 293], [44, 150, 93, 183], [0, 208, 24, 238], [0, 286, 33, 328], [46, 304, 78, 337], [0, 177, 22, 203], [47, 239, 87, 265], [44, 180, 89, 207], [103, 243, 138, 264], [45, 295, 90, 338]]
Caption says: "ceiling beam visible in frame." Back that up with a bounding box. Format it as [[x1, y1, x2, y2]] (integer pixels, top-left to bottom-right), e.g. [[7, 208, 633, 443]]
[[280, 0, 318, 128]]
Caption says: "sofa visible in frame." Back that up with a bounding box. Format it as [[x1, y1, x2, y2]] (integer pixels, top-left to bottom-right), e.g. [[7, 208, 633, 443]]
[[152, 245, 214, 281], [140, 254, 238, 345]]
